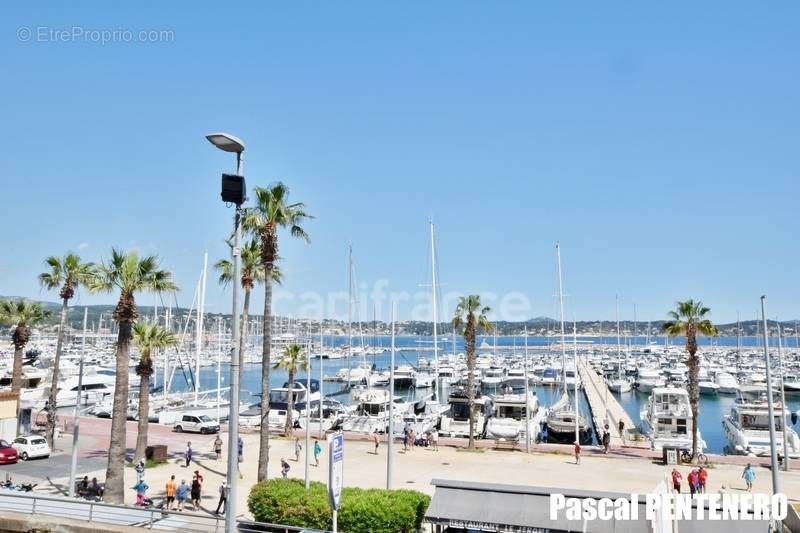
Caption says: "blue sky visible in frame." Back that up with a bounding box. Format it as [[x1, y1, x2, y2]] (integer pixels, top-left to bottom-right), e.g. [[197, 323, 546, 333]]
[[1, 2, 798, 324]]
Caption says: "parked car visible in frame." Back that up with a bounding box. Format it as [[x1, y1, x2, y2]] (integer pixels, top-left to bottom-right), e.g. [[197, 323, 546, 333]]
[[174, 414, 220, 434], [12, 435, 51, 460], [0, 441, 19, 464]]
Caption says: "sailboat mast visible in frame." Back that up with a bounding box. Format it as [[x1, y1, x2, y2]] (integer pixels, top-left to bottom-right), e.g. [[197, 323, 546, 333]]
[[430, 221, 439, 381], [524, 327, 530, 453], [347, 243, 353, 386], [556, 242, 567, 385], [573, 318, 579, 444], [616, 295, 622, 381], [195, 252, 208, 406], [776, 322, 790, 470]]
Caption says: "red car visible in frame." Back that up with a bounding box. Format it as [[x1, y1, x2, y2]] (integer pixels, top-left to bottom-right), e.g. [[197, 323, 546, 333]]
[[0, 440, 19, 464]]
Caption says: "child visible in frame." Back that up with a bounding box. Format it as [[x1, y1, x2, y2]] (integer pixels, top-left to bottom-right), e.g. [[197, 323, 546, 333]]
[[313, 439, 322, 467], [742, 463, 755, 492], [281, 458, 291, 478], [134, 479, 149, 507]]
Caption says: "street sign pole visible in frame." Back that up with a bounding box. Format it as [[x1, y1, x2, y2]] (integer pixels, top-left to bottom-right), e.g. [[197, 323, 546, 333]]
[[328, 432, 344, 533]]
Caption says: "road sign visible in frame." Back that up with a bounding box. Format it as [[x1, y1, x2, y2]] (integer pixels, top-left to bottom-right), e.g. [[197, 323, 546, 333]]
[[328, 432, 344, 511]]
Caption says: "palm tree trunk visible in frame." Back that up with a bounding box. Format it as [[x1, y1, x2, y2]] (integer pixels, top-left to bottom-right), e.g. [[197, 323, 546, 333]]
[[285, 370, 295, 435], [133, 370, 151, 464], [466, 318, 476, 450], [11, 342, 24, 394], [46, 298, 69, 447], [239, 287, 251, 386], [686, 326, 700, 460], [104, 319, 132, 504], [258, 273, 273, 481], [687, 351, 700, 459]]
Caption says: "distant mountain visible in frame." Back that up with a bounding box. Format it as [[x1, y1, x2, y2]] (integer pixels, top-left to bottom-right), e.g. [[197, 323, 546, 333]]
[[0, 296, 796, 336]]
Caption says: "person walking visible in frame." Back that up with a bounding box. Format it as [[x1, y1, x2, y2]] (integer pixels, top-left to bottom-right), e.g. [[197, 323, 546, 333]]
[[430, 428, 439, 451], [408, 429, 416, 451], [698, 466, 708, 494], [574, 441, 581, 465], [618, 419, 625, 444], [742, 463, 756, 492], [190, 475, 202, 511], [687, 469, 698, 496], [164, 475, 177, 511], [185, 442, 193, 467], [294, 437, 302, 462], [313, 439, 322, 467], [671, 468, 682, 493], [281, 458, 291, 478], [135, 458, 145, 484], [602, 431, 610, 454], [237, 436, 244, 479], [402, 429, 409, 452], [175, 480, 189, 511], [372, 430, 380, 455], [134, 479, 149, 507], [215, 482, 227, 515], [213, 436, 223, 461]]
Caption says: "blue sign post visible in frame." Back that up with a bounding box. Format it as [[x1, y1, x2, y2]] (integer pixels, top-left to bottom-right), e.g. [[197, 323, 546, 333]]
[[328, 432, 344, 532]]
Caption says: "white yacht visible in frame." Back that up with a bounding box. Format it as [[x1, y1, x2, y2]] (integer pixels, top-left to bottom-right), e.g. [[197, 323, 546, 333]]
[[636, 368, 665, 393], [698, 381, 720, 395], [23, 374, 114, 409], [340, 389, 406, 434], [715, 372, 740, 394], [485, 391, 546, 441], [640, 387, 705, 452], [722, 386, 800, 458], [439, 385, 490, 439]]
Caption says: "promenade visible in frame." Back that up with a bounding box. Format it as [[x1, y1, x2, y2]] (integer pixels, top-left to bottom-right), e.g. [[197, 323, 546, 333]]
[[29, 417, 800, 523]]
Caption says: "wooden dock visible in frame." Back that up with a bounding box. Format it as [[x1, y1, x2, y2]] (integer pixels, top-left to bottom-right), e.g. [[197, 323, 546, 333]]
[[577, 358, 648, 448]]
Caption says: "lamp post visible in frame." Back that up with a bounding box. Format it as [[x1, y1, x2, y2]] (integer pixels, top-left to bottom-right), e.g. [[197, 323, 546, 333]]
[[206, 132, 245, 533], [759, 296, 780, 497]]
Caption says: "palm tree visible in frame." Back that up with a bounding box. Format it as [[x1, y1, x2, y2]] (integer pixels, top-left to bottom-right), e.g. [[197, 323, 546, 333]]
[[662, 299, 718, 460], [242, 182, 311, 481], [273, 343, 309, 436], [38, 253, 96, 447], [132, 323, 177, 464], [0, 300, 50, 395], [215, 239, 280, 386], [452, 295, 492, 450], [89, 249, 177, 503]]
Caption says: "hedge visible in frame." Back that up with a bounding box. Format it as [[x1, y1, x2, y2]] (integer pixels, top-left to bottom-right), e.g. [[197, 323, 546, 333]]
[[248, 478, 430, 533]]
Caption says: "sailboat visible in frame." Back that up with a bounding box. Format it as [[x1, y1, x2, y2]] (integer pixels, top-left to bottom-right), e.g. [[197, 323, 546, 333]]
[[606, 295, 632, 393], [545, 243, 593, 445]]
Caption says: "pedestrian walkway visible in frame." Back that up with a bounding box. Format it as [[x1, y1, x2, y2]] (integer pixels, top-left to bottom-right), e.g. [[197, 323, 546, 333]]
[[577, 358, 646, 448]]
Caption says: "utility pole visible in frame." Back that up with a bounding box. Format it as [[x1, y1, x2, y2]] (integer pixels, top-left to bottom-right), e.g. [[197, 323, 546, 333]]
[[759, 296, 780, 497]]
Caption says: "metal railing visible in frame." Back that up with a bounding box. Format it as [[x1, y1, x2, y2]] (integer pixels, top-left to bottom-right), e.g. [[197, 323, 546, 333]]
[[0, 491, 225, 531], [0, 491, 330, 532]]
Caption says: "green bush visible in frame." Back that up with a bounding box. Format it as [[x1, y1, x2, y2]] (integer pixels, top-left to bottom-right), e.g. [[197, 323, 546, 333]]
[[248, 478, 430, 533]]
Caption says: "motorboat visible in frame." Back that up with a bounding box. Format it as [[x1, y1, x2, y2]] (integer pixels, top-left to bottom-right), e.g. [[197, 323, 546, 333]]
[[722, 385, 800, 458], [640, 387, 705, 452], [438, 383, 490, 439], [698, 381, 720, 395], [715, 372, 740, 394], [635, 367, 665, 393], [485, 391, 546, 441]]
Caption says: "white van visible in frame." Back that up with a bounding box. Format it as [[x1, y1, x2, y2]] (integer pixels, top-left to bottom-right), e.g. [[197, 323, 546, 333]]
[[174, 414, 220, 434]]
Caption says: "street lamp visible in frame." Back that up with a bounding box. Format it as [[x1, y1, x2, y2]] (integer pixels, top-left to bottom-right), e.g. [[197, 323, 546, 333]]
[[206, 132, 245, 533]]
